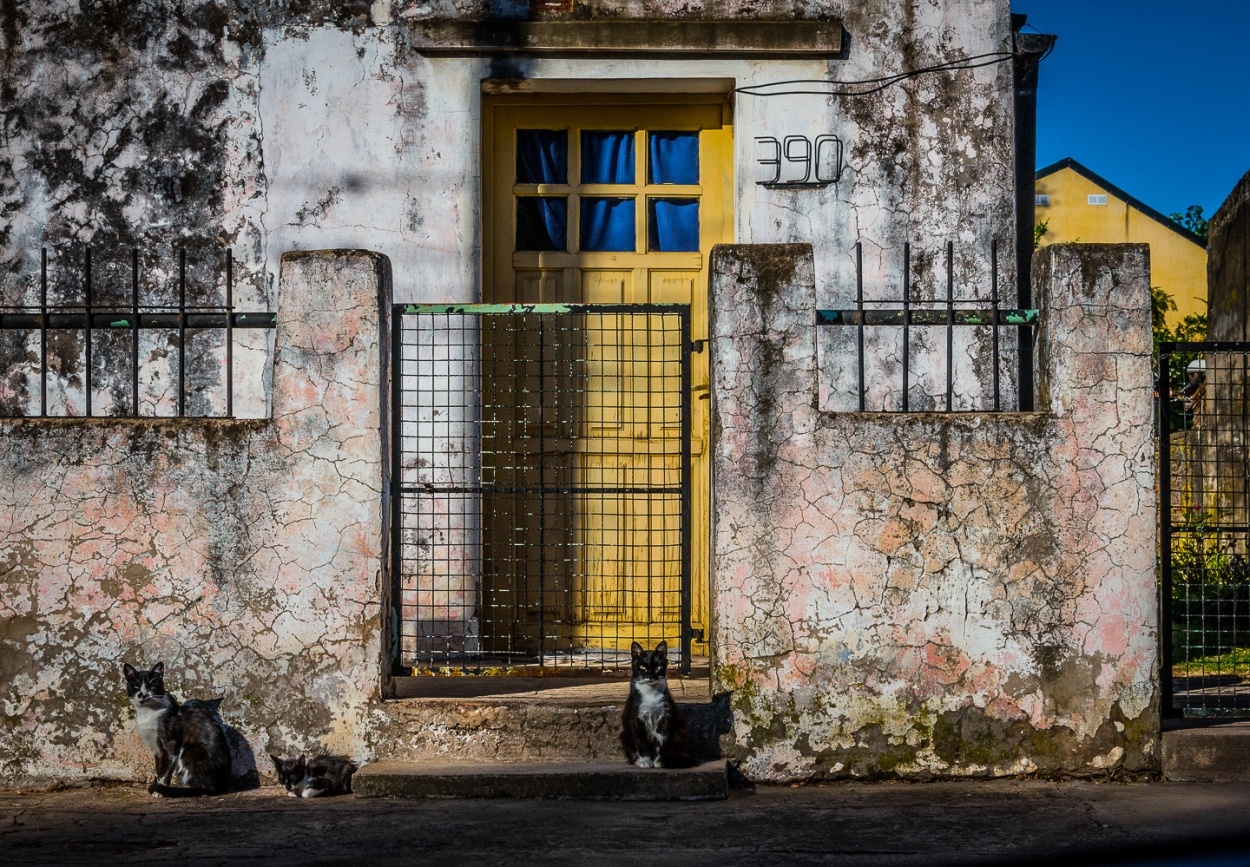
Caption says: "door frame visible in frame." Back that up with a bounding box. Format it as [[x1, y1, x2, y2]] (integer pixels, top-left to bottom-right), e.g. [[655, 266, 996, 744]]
[[479, 88, 733, 664]]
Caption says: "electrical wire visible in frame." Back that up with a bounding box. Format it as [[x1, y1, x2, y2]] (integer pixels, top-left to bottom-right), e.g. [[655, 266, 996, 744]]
[[734, 50, 1017, 98]]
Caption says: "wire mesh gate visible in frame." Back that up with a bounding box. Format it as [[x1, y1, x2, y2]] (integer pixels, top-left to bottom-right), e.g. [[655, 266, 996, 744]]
[[1160, 342, 1250, 716], [391, 303, 693, 676]]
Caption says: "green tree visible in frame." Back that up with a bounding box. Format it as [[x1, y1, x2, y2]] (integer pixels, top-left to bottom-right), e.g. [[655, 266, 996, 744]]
[[1153, 285, 1207, 400], [1033, 218, 1049, 250], [1169, 205, 1209, 240]]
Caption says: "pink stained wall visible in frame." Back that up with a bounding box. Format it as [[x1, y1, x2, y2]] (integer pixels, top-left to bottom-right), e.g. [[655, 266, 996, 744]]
[[709, 243, 1159, 780]]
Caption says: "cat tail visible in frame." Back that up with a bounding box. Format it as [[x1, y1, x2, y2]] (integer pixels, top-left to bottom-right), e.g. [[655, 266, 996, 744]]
[[660, 708, 698, 769], [660, 741, 698, 768], [147, 782, 223, 798]]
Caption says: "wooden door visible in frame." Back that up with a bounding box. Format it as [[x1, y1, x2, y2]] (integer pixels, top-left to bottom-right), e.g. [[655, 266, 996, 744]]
[[482, 93, 730, 657]]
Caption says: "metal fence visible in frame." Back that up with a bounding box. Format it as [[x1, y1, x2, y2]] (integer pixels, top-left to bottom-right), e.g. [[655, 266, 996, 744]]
[[816, 241, 1036, 412], [391, 303, 692, 675], [1160, 342, 1250, 716], [0, 247, 275, 418]]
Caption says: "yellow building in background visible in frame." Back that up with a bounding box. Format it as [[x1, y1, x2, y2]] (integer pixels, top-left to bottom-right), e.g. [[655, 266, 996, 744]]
[[1036, 158, 1207, 326]]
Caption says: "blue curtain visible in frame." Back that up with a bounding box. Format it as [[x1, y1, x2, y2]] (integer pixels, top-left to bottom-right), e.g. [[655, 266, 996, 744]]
[[581, 131, 634, 184], [516, 130, 567, 184], [648, 131, 699, 185], [580, 197, 635, 252], [649, 198, 699, 252]]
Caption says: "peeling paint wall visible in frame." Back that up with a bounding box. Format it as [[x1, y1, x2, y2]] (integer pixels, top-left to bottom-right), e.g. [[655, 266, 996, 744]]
[[710, 242, 1158, 781], [3, 0, 1017, 305], [0, 250, 390, 783], [0, 0, 1059, 783]]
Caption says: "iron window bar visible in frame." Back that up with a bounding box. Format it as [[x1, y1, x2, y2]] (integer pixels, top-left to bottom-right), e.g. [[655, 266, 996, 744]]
[[817, 240, 1036, 412], [0, 247, 276, 418]]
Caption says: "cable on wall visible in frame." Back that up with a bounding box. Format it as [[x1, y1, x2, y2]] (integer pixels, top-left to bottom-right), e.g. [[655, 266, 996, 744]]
[[734, 47, 1046, 99]]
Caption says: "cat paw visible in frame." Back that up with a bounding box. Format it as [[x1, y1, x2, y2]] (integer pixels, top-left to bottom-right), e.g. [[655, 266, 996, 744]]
[[636, 757, 654, 768], [286, 790, 298, 798]]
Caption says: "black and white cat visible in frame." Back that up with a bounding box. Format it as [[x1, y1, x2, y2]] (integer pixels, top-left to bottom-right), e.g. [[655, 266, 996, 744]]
[[123, 661, 232, 797], [620, 641, 696, 769], [270, 753, 359, 797]]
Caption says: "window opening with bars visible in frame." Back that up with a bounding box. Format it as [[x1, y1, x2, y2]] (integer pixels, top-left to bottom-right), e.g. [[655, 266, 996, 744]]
[[0, 247, 275, 418], [816, 240, 1037, 412]]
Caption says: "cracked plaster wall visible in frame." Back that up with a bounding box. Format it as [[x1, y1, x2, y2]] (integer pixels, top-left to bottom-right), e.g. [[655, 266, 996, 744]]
[[710, 242, 1158, 781], [2, 0, 1026, 779], [4, 0, 1016, 375], [0, 250, 392, 783]]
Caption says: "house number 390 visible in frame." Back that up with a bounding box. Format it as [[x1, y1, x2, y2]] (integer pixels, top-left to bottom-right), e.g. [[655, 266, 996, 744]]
[[755, 135, 844, 188]]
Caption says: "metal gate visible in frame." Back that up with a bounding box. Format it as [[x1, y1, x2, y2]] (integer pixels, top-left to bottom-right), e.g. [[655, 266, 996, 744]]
[[390, 303, 693, 675], [1160, 342, 1250, 716]]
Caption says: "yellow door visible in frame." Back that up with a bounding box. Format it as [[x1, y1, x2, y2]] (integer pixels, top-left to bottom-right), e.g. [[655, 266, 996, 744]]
[[482, 93, 730, 658]]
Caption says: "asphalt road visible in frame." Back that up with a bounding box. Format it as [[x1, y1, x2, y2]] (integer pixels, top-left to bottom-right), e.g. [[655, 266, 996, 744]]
[[3, 780, 1250, 866]]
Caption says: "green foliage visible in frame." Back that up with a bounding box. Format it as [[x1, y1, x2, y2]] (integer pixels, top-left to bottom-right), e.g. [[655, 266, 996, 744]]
[[1032, 219, 1049, 250], [1169, 204, 1209, 240], [1170, 507, 1250, 668], [1152, 285, 1207, 399]]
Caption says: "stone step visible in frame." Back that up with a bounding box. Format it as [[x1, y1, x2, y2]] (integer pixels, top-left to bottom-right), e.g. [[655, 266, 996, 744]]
[[353, 759, 728, 800], [1163, 721, 1250, 781], [378, 687, 728, 764]]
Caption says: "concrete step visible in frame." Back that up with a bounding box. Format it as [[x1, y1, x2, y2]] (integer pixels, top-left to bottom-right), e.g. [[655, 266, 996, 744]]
[[1162, 720, 1250, 781], [378, 687, 728, 764], [353, 759, 728, 800]]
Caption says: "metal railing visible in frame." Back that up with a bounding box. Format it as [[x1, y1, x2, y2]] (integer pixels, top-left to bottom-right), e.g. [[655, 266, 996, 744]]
[[0, 247, 275, 418], [816, 241, 1036, 412]]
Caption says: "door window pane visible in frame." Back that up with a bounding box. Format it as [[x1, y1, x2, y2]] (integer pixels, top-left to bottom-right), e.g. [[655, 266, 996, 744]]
[[580, 197, 636, 252], [516, 130, 568, 184], [648, 198, 699, 252], [580, 131, 635, 184], [516, 197, 568, 251], [648, 131, 699, 184]]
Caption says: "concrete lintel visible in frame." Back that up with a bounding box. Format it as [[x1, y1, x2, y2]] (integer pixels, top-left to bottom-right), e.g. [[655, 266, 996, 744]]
[[409, 19, 844, 58]]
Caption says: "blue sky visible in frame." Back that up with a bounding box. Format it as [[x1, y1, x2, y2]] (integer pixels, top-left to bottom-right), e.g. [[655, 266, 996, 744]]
[[1012, 1, 1250, 220]]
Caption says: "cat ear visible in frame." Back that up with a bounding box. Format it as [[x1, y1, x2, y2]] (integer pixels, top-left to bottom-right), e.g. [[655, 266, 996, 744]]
[[152, 661, 164, 676], [655, 640, 668, 656], [631, 641, 644, 658], [270, 755, 283, 770], [123, 663, 137, 679]]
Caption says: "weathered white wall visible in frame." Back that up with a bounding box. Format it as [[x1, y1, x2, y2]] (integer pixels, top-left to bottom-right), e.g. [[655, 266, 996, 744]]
[[710, 242, 1158, 780], [0, 250, 390, 783], [255, 2, 1015, 314], [0, 0, 1047, 783], [2, 1, 1017, 409]]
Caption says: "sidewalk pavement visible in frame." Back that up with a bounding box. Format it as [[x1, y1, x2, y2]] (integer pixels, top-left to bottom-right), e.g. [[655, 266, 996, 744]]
[[3, 779, 1250, 866]]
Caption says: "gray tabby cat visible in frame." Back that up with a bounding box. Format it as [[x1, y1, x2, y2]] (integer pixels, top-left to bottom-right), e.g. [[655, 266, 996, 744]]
[[123, 661, 232, 797]]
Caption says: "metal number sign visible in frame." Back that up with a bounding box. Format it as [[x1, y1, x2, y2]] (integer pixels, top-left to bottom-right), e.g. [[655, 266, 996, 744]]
[[755, 134, 843, 188]]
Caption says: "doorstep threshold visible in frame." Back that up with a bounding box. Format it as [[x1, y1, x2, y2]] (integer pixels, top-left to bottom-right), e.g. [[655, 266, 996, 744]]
[[392, 669, 711, 703], [354, 759, 728, 800]]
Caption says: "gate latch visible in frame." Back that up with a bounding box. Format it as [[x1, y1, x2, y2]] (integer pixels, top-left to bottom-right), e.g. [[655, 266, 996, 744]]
[[690, 339, 706, 354]]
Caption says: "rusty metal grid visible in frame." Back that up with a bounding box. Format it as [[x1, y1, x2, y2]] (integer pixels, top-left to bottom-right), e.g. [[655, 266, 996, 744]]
[[1160, 343, 1250, 717], [390, 303, 692, 676]]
